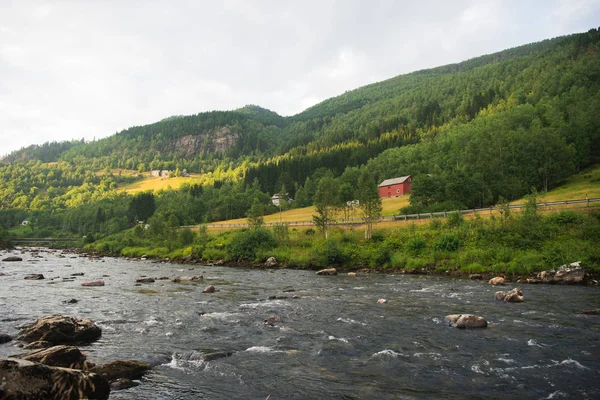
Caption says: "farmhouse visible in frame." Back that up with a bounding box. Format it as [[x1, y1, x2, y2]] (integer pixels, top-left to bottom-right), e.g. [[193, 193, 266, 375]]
[[271, 193, 292, 206], [378, 176, 412, 198]]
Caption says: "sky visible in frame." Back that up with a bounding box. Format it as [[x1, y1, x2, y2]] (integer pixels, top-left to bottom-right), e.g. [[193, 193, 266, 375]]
[[1, 0, 599, 156]]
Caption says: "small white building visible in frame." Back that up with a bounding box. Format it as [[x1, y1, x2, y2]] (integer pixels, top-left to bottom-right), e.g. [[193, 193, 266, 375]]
[[271, 193, 292, 206]]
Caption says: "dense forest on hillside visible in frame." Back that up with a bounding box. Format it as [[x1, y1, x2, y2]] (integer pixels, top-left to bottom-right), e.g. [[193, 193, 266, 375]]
[[0, 28, 599, 239]]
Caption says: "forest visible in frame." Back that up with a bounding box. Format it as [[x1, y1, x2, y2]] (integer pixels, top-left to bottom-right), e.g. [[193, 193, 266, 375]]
[[0, 28, 599, 255]]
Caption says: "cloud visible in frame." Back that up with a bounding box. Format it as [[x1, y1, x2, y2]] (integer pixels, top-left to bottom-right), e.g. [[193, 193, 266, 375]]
[[0, 0, 599, 156]]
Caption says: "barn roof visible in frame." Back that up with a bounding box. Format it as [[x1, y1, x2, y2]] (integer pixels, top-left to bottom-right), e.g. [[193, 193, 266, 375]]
[[378, 176, 411, 187]]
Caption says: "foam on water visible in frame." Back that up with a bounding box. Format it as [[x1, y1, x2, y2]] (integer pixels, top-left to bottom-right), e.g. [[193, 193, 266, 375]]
[[372, 349, 403, 358], [328, 335, 349, 343], [336, 317, 367, 326]]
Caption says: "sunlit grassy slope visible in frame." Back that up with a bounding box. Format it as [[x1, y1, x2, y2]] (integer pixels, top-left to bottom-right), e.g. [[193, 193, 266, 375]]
[[120, 174, 205, 194], [209, 195, 410, 226]]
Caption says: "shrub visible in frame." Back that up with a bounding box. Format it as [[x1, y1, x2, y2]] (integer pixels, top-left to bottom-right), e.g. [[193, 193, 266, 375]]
[[546, 210, 584, 226], [390, 252, 408, 268], [227, 228, 276, 261], [446, 211, 464, 228], [434, 233, 462, 252], [407, 236, 427, 254]]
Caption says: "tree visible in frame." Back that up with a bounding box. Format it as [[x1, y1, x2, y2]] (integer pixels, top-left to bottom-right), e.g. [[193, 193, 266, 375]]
[[247, 197, 265, 228], [356, 170, 382, 239], [312, 175, 340, 238], [127, 192, 156, 222]]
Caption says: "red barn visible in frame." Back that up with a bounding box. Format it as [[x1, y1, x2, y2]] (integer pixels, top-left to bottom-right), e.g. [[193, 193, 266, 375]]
[[378, 176, 412, 198]]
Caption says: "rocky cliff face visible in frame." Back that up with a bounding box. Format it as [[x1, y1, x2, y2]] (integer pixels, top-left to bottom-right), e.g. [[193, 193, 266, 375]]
[[172, 126, 238, 155]]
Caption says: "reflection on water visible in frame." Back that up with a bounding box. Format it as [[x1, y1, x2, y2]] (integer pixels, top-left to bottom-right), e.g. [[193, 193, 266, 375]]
[[1, 248, 599, 399]]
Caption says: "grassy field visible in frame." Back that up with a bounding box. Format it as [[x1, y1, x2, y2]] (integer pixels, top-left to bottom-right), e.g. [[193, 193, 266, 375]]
[[208, 195, 410, 227], [534, 164, 600, 202], [119, 174, 205, 194], [206, 165, 600, 229]]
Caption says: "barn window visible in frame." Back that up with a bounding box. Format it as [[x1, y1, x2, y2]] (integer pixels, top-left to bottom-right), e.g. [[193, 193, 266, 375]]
[[408, 178, 412, 182], [397, 189, 400, 193]]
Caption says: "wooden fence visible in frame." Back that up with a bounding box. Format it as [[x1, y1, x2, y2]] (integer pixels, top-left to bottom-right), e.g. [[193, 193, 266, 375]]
[[196, 197, 600, 229]]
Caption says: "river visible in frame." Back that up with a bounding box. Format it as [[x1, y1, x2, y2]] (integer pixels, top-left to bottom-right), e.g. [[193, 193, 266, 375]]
[[1, 248, 599, 399]]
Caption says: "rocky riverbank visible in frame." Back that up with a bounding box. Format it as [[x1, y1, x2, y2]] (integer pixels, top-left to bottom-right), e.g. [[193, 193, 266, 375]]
[[0, 315, 151, 399]]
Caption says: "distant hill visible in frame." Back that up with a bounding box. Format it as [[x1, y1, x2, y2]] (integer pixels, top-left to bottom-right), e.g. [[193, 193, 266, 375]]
[[1, 27, 599, 214]]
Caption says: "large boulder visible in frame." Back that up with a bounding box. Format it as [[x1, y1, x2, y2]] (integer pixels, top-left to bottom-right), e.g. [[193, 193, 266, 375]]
[[12, 345, 90, 369], [0, 358, 110, 400], [495, 287, 524, 303], [17, 315, 102, 346], [444, 314, 488, 329], [90, 359, 151, 382], [537, 261, 586, 284], [316, 268, 337, 276]]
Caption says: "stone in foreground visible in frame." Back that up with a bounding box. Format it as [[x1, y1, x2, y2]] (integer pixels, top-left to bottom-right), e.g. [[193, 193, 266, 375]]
[[445, 314, 488, 329], [495, 288, 524, 302], [17, 315, 102, 346], [0, 358, 110, 400], [12, 345, 90, 369], [316, 268, 337, 276]]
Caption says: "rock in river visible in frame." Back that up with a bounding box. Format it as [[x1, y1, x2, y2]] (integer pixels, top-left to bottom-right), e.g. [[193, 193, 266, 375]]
[[17, 315, 102, 346], [203, 285, 216, 293], [81, 280, 105, 287], [2, 256, 22, 262], [90, 359, 151, 382], [0, 333, 12, 344], [24, 274, 45, 280], [495, 287, 524, 302], [537, 261, 586, 284], [488, 277, 505, 285], [136, 277, 155, 283], [265, 257, 278, 267], [316, 268, 337, 276], [12, 345, 90, 369], [445, 314, 488, 329], [0, 358, 110, 400]]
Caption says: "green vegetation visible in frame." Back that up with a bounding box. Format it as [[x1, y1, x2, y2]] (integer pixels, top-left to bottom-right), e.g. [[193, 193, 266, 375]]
[[0, 28, 599, 276], [87, 206, 600, 275]]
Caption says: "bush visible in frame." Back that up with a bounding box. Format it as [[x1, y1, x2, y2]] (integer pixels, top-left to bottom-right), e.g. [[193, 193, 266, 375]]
[[546, 210, 584, 226], [434, 233, 462, 252], [178, 228, 195, 246], [446, 211, 464, 228], [227, 228, 276, 261], [407, 236, 427, 254]]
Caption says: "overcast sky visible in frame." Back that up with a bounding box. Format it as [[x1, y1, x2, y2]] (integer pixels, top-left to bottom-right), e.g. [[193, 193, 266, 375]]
[[1, 0, 599, 156]]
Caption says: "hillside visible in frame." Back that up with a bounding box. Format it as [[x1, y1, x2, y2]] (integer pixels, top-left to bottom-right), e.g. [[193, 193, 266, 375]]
[[0, 28, 599, 238]]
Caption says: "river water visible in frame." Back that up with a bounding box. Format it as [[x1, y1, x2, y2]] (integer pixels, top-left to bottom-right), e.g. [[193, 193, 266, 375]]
[[1, 248, 599, 399]]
